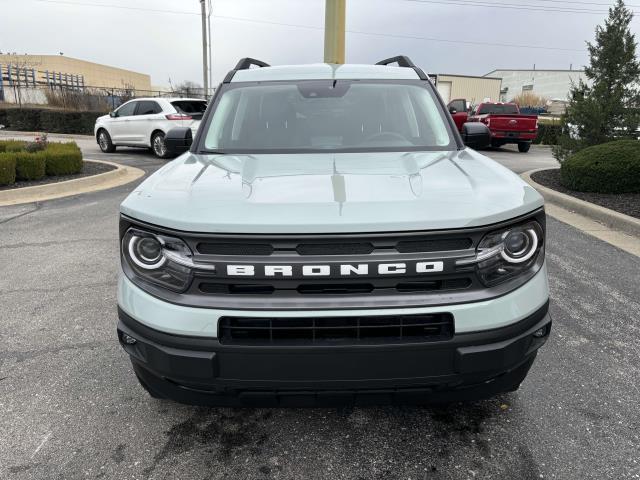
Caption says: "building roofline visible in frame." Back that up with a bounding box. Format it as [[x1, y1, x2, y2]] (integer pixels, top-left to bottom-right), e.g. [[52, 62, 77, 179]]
[[431, 73, 502, 81], [0, 53, 149, 78], [484, 68, 586, 76]]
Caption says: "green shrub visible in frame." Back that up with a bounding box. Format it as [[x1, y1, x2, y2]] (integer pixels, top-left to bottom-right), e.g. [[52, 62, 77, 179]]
[[4, 108, 42, 131], [43, 142, 83, 176], [0, 153, 17, 186], [0, 108, 104, 135], [560, 140, 640, 193], [0, 140, 27, 153], [534, 123, 562, 145], [14, 151, 46, 181]]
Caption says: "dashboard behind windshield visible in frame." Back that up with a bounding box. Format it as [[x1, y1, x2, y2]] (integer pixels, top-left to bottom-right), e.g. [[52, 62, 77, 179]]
[[201, 80, 456, 153]]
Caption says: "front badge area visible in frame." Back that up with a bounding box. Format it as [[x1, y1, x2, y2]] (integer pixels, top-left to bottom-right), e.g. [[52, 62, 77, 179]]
[[224, 261, 445, 278]]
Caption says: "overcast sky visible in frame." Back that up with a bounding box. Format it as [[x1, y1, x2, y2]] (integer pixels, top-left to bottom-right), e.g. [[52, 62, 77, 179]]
[[1, 0, 637, 88]]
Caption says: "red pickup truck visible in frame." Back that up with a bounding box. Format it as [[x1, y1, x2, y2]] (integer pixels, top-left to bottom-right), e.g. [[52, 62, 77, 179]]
[[447, 100, 538, 153]]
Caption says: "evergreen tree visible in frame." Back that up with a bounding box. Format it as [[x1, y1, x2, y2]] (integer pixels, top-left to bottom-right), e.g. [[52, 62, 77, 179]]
[[554, 0, 640, 161]]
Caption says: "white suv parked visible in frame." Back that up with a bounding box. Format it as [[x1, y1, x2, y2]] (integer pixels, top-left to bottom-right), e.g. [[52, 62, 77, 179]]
[[94, 97, 207, 158]]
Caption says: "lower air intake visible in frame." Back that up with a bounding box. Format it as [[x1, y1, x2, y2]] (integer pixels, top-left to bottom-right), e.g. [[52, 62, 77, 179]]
[[218, 314, 454, 345]]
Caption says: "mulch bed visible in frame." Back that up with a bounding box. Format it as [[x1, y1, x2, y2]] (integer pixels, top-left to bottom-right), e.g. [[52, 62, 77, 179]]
[[532, 168, 640, 220], [0, 161, 116, 191]]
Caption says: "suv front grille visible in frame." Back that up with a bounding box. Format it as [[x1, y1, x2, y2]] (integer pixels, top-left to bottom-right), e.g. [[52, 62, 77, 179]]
[[198, 278, 472, 295], [197, 242, 274, 256], [184, 230, 481, 308], [121, 208, 546, 311], [396, 238, 472, 253], [195, 236, 472, 256], [218, 313, 454, 345]]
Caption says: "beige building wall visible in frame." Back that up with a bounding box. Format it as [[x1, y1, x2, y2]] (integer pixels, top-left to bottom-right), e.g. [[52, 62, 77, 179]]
[[435, 75, 502, 105], [0, 54, 151, 91]]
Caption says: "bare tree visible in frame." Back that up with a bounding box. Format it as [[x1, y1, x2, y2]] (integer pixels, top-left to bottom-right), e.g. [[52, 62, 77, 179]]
[[174, 81, 203, 97]]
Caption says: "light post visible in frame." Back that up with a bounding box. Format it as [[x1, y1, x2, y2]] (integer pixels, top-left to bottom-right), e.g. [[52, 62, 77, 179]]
[[200, 0, 209, 97], [324, 0, 346, 64]]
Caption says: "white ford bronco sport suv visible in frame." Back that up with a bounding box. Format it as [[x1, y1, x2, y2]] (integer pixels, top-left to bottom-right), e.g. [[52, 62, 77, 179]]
[[117, 57, 551, 406]]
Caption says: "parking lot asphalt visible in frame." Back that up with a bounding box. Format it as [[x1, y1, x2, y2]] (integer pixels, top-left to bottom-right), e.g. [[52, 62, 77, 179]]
[[1, 137, 638, 480]]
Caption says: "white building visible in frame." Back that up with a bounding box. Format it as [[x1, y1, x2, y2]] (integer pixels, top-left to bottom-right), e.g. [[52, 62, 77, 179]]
[[430, 74, 502, 105], [484, 69, 589, 102]]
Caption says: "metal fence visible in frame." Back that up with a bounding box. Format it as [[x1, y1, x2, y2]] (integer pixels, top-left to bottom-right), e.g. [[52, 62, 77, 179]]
[[0, 79, 211, 112]]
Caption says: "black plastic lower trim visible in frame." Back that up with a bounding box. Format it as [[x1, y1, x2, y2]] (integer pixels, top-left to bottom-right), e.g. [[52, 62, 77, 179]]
[[117, 301, 551, 406]]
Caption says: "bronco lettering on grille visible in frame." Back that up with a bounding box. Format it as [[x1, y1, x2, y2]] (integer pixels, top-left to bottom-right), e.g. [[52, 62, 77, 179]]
[[226, 261, 444, 277]]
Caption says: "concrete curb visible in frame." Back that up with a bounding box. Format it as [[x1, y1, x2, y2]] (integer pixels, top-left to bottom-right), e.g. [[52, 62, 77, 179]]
[[0, 130, 94, 139], [0, 159, 145, 206], [521, 168, 640, 238]]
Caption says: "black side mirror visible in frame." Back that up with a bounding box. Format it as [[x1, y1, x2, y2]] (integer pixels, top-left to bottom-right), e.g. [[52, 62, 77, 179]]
[[165, 127, 193, 156], [461, 122, 491, 149], [449, 107, 457, 114], [109, 111, 117, 118]]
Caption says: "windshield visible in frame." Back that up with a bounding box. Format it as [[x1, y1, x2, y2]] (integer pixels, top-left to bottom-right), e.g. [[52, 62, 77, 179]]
[[477, 104, 519, 115], [202, 80, 454, 153]]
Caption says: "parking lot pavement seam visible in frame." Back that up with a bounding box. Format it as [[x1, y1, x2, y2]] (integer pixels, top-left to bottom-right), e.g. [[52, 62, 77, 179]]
[[0, 202, 41, 224]]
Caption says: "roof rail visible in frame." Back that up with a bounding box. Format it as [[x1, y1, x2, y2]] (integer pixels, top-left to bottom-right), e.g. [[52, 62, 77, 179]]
[[375, 55, 428, 81], [223, 57, 270, 83]]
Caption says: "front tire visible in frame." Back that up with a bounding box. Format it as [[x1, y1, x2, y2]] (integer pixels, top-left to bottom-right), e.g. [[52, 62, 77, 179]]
[[518, 142, 531, 153], [97, 129, 116, 153], [151, 131, 171, 159]]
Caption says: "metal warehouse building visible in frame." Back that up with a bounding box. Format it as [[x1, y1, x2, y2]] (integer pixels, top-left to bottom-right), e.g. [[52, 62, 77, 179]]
[[484, 69, 588, 102], [0, 54, 152, 91], [430, 74, 502, 105]]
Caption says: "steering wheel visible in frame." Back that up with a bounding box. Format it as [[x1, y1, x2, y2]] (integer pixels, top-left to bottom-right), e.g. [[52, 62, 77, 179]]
[[363, 131, 408, 143]]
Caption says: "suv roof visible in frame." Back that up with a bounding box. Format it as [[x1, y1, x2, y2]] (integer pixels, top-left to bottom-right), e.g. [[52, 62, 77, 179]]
[[231, 63, 421, 82], [125, 97, 206, 103], [226, 55, 427, 83]]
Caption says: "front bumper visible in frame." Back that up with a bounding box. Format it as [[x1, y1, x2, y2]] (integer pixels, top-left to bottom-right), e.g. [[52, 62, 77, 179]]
[[117, 301, 551, 406], [117, 261, 550, 337]]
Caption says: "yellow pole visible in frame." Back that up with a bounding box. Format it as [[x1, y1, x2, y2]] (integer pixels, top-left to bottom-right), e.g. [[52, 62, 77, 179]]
[[324, 0, 346, 64]]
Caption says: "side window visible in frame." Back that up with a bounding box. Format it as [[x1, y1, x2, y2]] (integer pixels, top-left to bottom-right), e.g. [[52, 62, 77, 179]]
[[450, 99, 466, 113], [116, 101, 137, 117], [136, 101, 162, 115]]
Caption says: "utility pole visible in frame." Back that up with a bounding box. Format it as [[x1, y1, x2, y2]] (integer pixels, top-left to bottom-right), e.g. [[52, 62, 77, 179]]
[[207, 0, 213, 93], [200, 0, 209, 98], [324, 0, 346, 64]]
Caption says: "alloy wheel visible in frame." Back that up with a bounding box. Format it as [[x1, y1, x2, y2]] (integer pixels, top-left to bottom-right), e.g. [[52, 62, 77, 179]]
[[99, 132, 109, 151], [153, 135, 166, 157]]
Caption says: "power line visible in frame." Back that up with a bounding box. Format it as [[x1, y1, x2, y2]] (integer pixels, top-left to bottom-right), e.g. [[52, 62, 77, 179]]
[[213, 14, 586, 52], [523, 0, 640, 7], [35, 0, 200, 15], [35, 0, 635, 16], [350, 29, 584, 51], [32, 0, 587, 52], [402, 0, 636, 14]]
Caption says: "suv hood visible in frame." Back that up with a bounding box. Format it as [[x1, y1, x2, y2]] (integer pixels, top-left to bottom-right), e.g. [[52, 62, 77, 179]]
[[120, 149, 543, 234]]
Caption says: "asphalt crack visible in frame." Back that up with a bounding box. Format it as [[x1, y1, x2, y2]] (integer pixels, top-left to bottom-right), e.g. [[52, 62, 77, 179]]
[[0, 203, 42, 225]]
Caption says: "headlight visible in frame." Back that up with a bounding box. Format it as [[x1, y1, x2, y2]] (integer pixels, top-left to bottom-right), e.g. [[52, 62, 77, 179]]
[[122, 228, 207, 292], [458, 220, 544, 287]]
